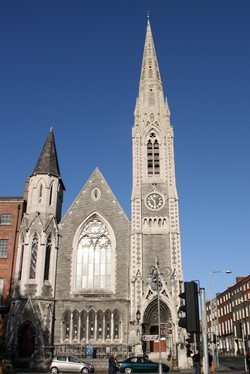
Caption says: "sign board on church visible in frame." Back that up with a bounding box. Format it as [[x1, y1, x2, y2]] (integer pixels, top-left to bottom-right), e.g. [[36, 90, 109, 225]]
[[160, 322, 173, 336], [142, 335, 159, 341]]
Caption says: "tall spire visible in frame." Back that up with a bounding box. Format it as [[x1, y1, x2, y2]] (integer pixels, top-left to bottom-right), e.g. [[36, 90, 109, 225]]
[[139, 17, 163, 93], [32, 128, 62, 180], [136, 18, 168, 118]]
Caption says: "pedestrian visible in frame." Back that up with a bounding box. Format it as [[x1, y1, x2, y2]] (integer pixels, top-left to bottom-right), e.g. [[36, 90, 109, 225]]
[[247, 352, 250, 374], [108, 353, 119, 374], [192, 351, 201, 374], [208, 351, 214, 373]]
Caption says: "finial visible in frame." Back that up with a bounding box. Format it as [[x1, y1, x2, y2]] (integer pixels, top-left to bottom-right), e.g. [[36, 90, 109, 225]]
[[146, 10, 150, 20], [50, 126, 53, 132]]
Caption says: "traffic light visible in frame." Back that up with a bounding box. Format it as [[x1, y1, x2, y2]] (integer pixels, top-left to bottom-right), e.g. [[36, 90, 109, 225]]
[[236, 321, 243, 339], [178, 281, 199, 334]]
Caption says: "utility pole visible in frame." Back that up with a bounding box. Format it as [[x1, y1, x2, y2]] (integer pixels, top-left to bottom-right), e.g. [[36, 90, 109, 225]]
[[200, 288, 209, 374]]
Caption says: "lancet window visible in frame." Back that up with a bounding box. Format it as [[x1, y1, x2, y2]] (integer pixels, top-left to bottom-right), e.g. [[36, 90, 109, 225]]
[[29, 233, 38, 279], [147, 132, 160, 175], [88, 310, 95, 339], [49, 183, 53, 205], [39, 184, 43, 204], [72, 310, 79, 340], [97, 310, 103, 340], [18, 234, 25, 281], [44, 233, 52, 281]]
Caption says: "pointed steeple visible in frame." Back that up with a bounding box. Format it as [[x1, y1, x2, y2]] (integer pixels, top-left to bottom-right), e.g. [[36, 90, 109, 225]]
[[139, 17, 163, 93], [32, 128, 63, 183], [136, 17, 169, 119]]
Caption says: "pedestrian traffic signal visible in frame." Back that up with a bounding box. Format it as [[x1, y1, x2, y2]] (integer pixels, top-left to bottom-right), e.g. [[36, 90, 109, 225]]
[[178, 281, 200, 334]]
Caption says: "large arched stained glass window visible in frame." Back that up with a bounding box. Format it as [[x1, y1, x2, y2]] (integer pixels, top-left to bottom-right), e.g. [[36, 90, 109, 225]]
[[76, 216, 112, 290]]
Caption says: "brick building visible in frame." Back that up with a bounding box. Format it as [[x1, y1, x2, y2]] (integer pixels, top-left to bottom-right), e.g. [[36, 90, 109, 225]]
[[207, 274, 250, 355], [0, 197, 23, 350]]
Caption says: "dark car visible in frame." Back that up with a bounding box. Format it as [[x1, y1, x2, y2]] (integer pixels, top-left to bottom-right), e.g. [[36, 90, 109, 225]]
[[49, 355, 95, 373], [118, 356, 170, 374]]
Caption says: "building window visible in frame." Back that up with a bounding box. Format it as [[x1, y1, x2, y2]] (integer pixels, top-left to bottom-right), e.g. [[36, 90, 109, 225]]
[[0, 239, 8, 258], [113, 310, 120, 339], [147, 133, 160, 175], [44, 234, 52, 281], [62, 308, 121, 343], [0, 214, 12, 224], [97, 310, 103, 340], [18, 235, 25, 281], [49, 184, 53, 205], [39, 184, 43, 204], [89, 310, 95, 339], [80, 311, 87, 340], [0, 278, 4, 302], [76, 215, 112, 290], [105, 310, 111, 339], [29, 233, 38, 279], [63, 310, 71, 340], [73, 310, 79, 340]]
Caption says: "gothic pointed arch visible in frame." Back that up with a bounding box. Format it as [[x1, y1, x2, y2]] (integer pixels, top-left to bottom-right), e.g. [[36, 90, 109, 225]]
[[29, 232, 39, 279], [105, 310, 111, 339], [44, 233, 52, 281], [17, 321, 36, 358], [62, 309, 71, 341], [49, 181, 54, 205], [80, 310, 87, 340], [97, 309, 104, 340], [72, 309, 80, 340], [88, 309, 95, 340], [146, 131, 160, 176], [113, 309, 121, 340], [72, 213, 116, 294], [36, 177, 46, 205]]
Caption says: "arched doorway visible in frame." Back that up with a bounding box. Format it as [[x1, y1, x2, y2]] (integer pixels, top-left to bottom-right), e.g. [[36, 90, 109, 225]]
[[17, 321, 36, 359], [142, 298, 172, 353]]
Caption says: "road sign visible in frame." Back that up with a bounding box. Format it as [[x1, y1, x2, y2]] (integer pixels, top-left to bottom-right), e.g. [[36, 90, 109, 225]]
[[161, 322, 173, 336], [142, 335, 159, 341]]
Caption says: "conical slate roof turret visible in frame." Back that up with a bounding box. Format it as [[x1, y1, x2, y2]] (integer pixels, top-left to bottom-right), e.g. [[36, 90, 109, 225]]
[[32, 128, 64, 187]]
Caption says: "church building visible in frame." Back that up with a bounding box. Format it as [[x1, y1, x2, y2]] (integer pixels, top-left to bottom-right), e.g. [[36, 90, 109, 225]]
[[7, 18, 185, 364]]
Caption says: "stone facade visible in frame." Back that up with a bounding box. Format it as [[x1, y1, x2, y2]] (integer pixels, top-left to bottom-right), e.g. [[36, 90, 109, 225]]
[[6, 19, 186, 366]]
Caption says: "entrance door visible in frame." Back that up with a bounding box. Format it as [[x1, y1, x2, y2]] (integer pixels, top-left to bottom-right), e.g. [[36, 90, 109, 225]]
[[149, 326, 166, 353], [17, 322, 35, 358]]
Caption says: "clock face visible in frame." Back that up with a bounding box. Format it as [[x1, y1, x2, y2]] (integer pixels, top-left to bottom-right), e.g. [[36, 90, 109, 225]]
[[146, 193, 164, 210]]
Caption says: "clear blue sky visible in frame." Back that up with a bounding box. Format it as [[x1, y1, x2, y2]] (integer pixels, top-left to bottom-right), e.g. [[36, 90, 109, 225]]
[[1, 0, 249, 300]]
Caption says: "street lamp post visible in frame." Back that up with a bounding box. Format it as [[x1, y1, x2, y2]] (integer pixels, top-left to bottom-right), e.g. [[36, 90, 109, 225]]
[[136, 309, 141, 344], [209, 270, 232, 369], [146, 258, 176, 374]]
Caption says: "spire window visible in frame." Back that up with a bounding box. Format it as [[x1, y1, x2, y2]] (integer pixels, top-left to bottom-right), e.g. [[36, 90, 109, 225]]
[[29, 233, 38, 279], [147, 133, 160, 175]]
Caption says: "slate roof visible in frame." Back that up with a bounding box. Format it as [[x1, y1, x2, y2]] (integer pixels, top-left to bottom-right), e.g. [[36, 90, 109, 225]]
[[32, 128, 64, 189]]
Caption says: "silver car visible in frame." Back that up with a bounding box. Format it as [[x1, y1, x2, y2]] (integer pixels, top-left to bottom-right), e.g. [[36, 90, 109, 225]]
[[49, 355, 95, 373]]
